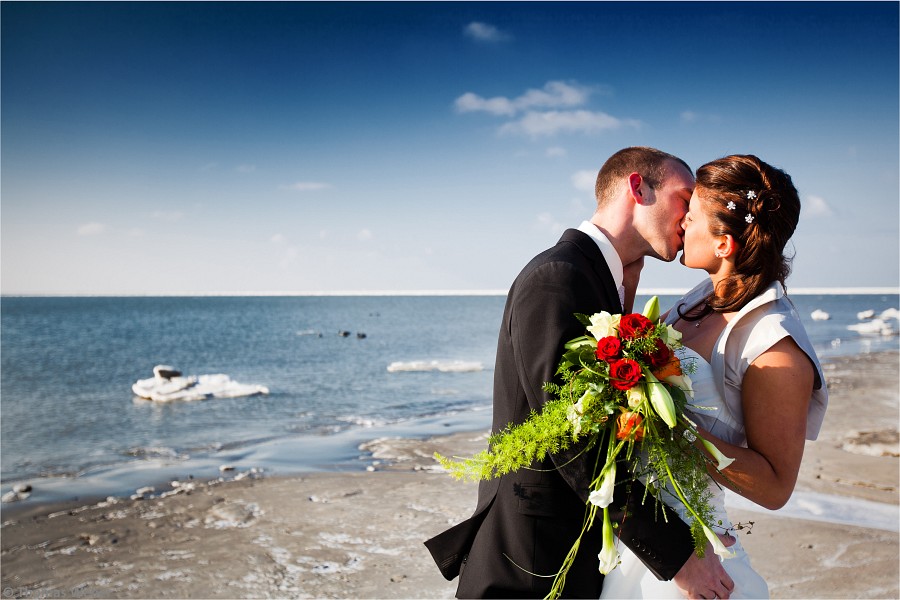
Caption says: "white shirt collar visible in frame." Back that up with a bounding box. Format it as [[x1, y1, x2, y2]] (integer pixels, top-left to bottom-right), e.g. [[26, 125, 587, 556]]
[[576, 221, 624, 289]]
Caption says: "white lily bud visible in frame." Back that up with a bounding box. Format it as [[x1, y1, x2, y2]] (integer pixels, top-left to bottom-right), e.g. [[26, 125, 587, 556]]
[[588, 463, 616, 508], [642, 368, 676, 428], [702, 524, 736, 560], [699, 436, 735, 471], [642, 296, 660, 322], [663, 372, 693, 399], [597, 508, 621, 574]]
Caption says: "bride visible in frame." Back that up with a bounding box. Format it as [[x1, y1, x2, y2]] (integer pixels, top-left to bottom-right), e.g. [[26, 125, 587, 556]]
[[602, 154, 829, 599]]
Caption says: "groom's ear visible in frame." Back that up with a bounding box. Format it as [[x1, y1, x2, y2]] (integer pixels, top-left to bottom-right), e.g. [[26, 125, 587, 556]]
[[627, 173, 644, 203]]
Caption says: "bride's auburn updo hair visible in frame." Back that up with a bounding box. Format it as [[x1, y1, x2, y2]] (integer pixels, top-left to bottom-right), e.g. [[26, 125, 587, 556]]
[[697, 154, 801, 312]]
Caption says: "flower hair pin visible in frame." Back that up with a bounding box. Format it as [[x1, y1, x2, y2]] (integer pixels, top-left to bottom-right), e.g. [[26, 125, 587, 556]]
[[746, 190, 757, 200], [726, 201, 737, 211], [745, 213, 754, 224]]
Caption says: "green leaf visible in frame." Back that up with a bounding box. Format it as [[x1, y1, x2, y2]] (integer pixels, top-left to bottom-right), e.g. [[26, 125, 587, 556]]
[[574, 313, 592, 327], [564, 336, 596, 351]]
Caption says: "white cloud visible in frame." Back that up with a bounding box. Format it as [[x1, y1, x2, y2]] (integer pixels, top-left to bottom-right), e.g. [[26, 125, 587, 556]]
[[455, 81, 589, 116], [535, 212, 565, 235], [279, 182, 332, 192], [455, 92, 516, 116], [279, 246, 299, 269], [150, 210, 184, 222], [463, 21, 511, 43], [517, 81, 588, 109], [77, 222, 105, 236], [499, 110, 639, 137], [680, 110, 722, 124], [546, 146, 567, 158], [802, 195, 835, 218], [269, 233, 298, 268], [569, 194, 593, 216], [455, 81, 638, 138], [357, 228, 374, 242], [571, 170, 597, 193]]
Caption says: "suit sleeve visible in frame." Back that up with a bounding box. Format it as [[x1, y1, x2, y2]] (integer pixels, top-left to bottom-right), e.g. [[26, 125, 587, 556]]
[[611, 446, 695, 580]]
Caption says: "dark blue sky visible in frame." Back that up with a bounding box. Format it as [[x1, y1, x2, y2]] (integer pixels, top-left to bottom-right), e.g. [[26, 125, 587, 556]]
[[2, 2, 898, 293]]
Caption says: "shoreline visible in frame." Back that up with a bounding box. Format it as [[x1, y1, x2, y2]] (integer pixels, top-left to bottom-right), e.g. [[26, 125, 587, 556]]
[[2, 351, 898, 598], [2, 346, 896, 509], [3, 287, 899, 297]]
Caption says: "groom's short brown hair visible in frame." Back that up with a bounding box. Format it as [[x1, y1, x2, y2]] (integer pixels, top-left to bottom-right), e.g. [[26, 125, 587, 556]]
[[595, 147, 692, 206]]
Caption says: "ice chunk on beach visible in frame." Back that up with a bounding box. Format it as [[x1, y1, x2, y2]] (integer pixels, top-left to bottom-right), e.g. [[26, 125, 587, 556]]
[[386, 360, 483, 373], [810, 309, 830, 321], [880, 307, 899, 321], [857, 309, 876, 320], [132, 366, 269, 402], [847, 318, 895, 336]]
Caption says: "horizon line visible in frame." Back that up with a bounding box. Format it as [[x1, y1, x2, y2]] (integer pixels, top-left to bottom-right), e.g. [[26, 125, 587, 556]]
[[2, 287, 899, 298]]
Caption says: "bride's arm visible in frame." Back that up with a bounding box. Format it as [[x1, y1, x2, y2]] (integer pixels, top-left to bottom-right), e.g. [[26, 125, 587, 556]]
[[698, 336, 814, 510]]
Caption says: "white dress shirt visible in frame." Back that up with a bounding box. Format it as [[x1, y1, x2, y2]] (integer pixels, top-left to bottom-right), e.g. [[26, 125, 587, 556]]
[[576, 220, 625, 305]]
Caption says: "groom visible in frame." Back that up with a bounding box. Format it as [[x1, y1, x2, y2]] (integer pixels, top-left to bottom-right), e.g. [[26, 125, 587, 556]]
[[425, 147, 735, 599]]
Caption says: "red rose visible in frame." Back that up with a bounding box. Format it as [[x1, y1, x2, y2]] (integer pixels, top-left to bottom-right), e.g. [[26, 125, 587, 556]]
[[645, 338, 673, 370], [595, 336, 623, 362], [618, 313, 654, 340], [609, 358, 642, 391]]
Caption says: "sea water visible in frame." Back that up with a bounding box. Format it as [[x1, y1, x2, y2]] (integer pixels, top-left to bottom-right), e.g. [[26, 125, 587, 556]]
[[1, 292, 897, 503]]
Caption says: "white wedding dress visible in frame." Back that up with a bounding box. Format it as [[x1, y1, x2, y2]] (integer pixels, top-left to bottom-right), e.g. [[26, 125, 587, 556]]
[[599, 347, 769, 599]]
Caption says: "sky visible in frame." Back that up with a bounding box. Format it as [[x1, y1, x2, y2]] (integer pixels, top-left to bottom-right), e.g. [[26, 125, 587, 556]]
[[2, 2, 898, 295]]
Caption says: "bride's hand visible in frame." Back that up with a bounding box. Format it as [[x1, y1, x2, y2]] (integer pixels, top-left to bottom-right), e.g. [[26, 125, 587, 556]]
[[672, 535, 736, 599]]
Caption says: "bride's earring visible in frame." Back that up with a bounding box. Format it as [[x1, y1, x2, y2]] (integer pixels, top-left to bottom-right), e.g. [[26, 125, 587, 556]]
[[715, 235, 736, 259]]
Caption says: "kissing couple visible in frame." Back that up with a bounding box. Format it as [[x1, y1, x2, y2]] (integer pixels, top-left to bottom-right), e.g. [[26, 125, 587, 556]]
[[426, 147, 828, 599]]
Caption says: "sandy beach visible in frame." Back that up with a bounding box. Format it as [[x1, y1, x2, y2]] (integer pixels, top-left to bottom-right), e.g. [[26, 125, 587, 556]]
[[2, 351, 898, 599]]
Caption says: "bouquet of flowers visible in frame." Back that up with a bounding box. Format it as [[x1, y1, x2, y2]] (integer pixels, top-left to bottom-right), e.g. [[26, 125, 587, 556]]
[[436, 296, 735, 599]]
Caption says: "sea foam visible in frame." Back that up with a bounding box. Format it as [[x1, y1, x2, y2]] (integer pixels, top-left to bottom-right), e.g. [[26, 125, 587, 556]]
[[725, 489, 899, 532], [386, 360, 484, 373]]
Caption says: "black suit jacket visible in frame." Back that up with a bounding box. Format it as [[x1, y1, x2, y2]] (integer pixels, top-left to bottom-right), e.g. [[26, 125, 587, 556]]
[[425, 229, 694, 598]]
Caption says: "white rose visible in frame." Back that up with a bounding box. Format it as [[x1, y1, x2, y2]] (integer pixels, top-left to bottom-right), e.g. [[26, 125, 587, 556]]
[[663, 324, 682, 345], [587, 312, 620, 340], [625, 385, 645, 408]]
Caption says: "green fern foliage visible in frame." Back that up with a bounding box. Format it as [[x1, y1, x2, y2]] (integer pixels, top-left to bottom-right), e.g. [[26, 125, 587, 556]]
[[434, 397, 575, 481]]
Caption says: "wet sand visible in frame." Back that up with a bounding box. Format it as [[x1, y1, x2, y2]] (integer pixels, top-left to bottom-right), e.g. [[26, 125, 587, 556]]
[[2, 351, 898, 599]]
